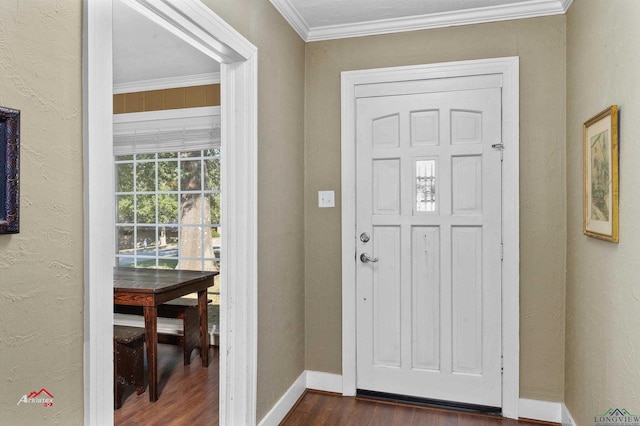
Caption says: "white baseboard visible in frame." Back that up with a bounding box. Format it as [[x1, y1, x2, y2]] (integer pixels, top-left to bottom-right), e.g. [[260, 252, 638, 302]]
[[258, 372, 306, 426], [561, 403, 578, 426], [305, 371, 343, 394], [519, 398, 562, 423], [257, 370, 342, 425], [258, 374, 572, 426]]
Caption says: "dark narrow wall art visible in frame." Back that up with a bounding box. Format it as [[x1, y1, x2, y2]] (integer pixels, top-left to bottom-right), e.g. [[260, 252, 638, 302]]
[[0, 106, 20, 234]]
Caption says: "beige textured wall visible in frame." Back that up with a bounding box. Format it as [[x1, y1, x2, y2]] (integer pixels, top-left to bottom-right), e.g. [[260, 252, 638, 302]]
[[201, 0, 307, 421], [304, 16, 567, 401], [566, 1, 640, 423], [0, 1, 84, 424]]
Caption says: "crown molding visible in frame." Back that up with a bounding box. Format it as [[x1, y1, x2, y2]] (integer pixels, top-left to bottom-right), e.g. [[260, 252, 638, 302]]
[[113, 72, 221, 94], [270, 0, 573, 42], [268, 0, 309, 41]]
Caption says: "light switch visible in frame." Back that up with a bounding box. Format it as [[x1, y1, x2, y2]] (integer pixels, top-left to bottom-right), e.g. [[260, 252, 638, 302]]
[[318, 191, 335, 208]]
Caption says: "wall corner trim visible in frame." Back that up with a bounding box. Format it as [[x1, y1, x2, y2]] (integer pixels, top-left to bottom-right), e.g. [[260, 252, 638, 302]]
[[306, 371, 344, 393], [257, 371, 343, 425], [519, 398, 563, 423], [257, 372, 307, 426], [561, 403, 578, 426]]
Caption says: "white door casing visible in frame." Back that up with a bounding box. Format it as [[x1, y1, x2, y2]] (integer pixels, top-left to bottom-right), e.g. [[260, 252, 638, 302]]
[[355, 84, 502, 407], [83, 0, 258, 424], [341, 57, 520, 418]]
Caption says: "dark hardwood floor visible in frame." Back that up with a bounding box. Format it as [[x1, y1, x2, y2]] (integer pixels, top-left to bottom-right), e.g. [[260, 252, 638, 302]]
[[114, 343, 219, 426], [281, 391, 559, 426], [115, 346, 557, 426]]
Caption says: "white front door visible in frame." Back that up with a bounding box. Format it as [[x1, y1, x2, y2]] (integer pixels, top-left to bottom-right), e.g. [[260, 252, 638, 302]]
[[355, 78, 503, 407]]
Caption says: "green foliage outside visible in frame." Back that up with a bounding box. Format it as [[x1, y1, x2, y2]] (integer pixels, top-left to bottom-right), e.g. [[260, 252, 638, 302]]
[[116, 149, 220, 227], [115, 149, 221, 268]]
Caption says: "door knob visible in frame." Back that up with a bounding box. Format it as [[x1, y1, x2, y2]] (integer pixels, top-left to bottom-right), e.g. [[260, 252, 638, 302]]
[[360, 253, 379, 263]]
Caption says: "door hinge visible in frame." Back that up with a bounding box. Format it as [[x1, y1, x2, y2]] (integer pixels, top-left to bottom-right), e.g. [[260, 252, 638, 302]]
[[500, 243, 504, 261], [501, 356, 504, 373], [492, 143, 504, 160]]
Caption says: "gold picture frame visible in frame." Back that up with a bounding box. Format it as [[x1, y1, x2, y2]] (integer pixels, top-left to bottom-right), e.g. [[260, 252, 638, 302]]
[[583, 105, 619, 242]]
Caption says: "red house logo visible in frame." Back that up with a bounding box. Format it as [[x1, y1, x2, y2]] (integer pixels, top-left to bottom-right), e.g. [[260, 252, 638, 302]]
[[17, 388, 54, 407]]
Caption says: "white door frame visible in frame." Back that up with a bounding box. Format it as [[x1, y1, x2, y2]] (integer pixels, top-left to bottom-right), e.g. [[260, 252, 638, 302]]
[[340, 57, 520, 418], [83, 1, 258, 424]]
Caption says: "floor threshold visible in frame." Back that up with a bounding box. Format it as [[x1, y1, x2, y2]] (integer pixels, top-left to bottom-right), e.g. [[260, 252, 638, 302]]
[[356, 389, 502, 416]]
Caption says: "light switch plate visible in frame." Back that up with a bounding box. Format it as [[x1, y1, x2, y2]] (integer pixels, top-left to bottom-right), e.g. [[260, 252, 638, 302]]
[[318, 191, 335, 208]]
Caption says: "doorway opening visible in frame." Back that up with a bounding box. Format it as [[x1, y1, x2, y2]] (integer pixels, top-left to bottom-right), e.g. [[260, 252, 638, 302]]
[[83, 0, 258, 424]]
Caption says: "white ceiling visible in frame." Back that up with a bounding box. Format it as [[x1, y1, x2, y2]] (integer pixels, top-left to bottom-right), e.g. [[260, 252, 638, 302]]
[[112, 0, 219, 88], [113, 0, 572, 87]]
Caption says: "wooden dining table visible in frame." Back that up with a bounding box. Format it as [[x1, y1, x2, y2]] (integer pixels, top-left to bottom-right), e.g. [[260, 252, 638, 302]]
[[113, 267, 219, 402]]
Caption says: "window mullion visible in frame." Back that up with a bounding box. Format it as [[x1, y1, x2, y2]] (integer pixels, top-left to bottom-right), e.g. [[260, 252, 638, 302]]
[[155, 153, 159, 269], [133, 156, 138, 267], [177, 153, 182, 262], [201, 151, 205, 270]]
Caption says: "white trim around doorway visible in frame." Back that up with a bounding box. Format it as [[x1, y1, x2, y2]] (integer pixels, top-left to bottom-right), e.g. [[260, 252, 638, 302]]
[[83, 0, 258, 424], [340, 57, 520, 418]]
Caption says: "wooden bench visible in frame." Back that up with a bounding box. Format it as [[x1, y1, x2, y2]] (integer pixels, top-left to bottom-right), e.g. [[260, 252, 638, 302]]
[[114, 298, 210, 365], [113, 325, 145, 409]]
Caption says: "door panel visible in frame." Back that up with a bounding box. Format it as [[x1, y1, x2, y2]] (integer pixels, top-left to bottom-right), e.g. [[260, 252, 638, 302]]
[[410, 110, 439, 146], [411, 226, 440, 371], [451, 110, 483, 145], [372, 159, 401, 215], [372, 114, 400, 148], [355, 80, 502, 407], [372, 226, 401, 367], [452, 155, 483, 214], [451, 225, 483, 374]]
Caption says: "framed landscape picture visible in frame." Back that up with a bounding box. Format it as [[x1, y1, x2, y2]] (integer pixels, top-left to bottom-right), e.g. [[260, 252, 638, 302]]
[[583, 105, 618, 242]]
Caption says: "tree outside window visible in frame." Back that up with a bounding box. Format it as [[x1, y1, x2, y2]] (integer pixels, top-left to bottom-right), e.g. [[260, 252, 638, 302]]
[[115, 148, 220, 273]]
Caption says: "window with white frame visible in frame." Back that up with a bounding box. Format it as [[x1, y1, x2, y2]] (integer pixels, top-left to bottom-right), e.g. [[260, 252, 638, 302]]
[[114, 107, 221, 272]]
